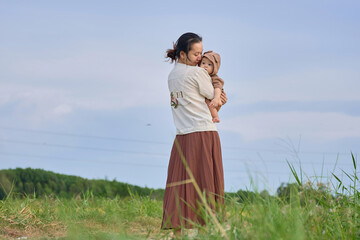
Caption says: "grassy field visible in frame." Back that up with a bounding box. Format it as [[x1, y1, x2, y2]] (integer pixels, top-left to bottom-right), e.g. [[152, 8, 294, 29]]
[[1, 155, 359, 239]]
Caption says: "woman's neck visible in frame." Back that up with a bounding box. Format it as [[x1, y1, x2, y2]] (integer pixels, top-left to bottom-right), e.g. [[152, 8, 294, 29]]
[[177, 58, 186, 64], [178, 58, 196, 66]]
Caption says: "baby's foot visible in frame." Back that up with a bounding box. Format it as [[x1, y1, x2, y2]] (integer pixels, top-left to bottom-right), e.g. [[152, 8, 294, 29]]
[[213, 117, 220, 123]]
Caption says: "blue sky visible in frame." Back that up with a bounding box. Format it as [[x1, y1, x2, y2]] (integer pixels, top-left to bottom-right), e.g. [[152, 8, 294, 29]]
[[1, 0, 359, 193]]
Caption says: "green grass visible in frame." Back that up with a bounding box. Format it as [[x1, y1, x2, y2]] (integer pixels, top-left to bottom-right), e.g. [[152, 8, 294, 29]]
[[0, 190, 164, 239], [1, 153, 359, 239]]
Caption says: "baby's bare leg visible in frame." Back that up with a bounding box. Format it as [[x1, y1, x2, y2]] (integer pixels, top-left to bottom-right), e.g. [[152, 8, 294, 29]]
[[206, 99, 220, 123]]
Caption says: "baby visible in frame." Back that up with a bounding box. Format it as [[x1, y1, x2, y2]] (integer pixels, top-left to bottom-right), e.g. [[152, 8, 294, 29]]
[[199, 51, 224, 123]]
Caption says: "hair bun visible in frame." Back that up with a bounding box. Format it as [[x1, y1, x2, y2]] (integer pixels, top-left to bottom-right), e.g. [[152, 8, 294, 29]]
[[166, 48, 177, 62]]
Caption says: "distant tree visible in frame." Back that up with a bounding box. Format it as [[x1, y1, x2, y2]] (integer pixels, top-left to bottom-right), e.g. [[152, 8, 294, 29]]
[[0, 168, 165, 200], [260, 189, 270, 199], [24, 182, 35, 194], [276, 182, 300, 202]]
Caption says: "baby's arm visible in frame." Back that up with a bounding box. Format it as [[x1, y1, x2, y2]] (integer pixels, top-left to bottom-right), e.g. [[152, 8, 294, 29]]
[[209, 76, 224, 108], [206, 98, 220, 123], [209, 88, 222, 108]]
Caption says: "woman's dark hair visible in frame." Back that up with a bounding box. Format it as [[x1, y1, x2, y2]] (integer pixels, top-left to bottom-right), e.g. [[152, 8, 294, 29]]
[[166, 32, 202, 63]]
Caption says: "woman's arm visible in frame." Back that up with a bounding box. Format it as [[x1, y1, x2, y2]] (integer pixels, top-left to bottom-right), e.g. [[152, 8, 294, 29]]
[[196, 68, 214, 100]]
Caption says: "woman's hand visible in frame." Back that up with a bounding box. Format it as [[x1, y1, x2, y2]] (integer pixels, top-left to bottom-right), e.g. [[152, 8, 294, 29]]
[[216, 91, 227, 111], [220, 91, 227, 105]]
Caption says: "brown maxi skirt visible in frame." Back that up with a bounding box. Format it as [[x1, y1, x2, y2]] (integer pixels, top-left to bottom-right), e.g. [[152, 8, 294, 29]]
[[161, 131, 224, 229]]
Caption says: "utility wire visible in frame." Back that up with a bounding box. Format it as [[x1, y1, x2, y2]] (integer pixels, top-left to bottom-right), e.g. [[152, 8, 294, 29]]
[[0, 144, 353, 172], [0, 138, 356, 166], [0, 152, 166, 168], [1, 126, 356, 156], [0, 126, 169, 145], [0, 139, 168, 157], [224, 146, 352, 156], [0, 151, 295, 175], [4, 150, 348, 176]]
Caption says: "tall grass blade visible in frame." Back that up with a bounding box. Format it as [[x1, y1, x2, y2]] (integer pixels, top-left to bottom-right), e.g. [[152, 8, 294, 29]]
[[332, 173, 342, 184], [351, 152, 357, 170], [287, 161, 302, 186], [342, 169, 354, 182], [351, 153, 356, 171]]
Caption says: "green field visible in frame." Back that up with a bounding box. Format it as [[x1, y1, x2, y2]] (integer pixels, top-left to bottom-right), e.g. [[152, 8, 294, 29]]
[[1, 154, 359, 239]]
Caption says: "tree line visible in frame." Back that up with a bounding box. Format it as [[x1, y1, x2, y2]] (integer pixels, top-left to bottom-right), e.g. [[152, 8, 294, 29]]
[[0, 168, 273, 201], [1, 168, 336, 203], [0, 168, 165, 200]]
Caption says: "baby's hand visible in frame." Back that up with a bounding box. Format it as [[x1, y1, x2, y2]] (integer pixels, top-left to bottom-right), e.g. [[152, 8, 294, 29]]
[[210, 97, 222, 108]]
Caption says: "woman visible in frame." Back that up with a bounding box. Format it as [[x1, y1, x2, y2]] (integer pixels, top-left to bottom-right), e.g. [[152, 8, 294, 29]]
[[161, 32, 227, 236]]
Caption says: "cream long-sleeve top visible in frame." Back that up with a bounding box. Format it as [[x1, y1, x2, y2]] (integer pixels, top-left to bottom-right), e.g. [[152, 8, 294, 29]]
[[168, 62, 217, 135]]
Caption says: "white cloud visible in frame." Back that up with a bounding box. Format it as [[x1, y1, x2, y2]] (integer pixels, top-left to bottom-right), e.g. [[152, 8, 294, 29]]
[[220, 111, 360, 142], [0, 84, 73, 123], [0, 42, 172, 124], [53, 104, 72, 116], [232, 67, 360, 104], [0, 81, 168, 124]]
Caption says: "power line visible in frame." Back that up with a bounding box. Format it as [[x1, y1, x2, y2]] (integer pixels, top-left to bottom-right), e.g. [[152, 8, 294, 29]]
[[0, 139, 168, 157], [0, 150, 356, 175], [223, 146, 353, 156], [1, 126, 357, 156], [0, 138, 356, 166], [0, 151, 167, 168], [0, 126, 169, 145], [0, 151, 295, 175], [224, 156, 356, 166]]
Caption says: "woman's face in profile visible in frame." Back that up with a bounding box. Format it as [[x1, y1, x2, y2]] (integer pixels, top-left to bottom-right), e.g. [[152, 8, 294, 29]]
[[180, 42, 203, 66]]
